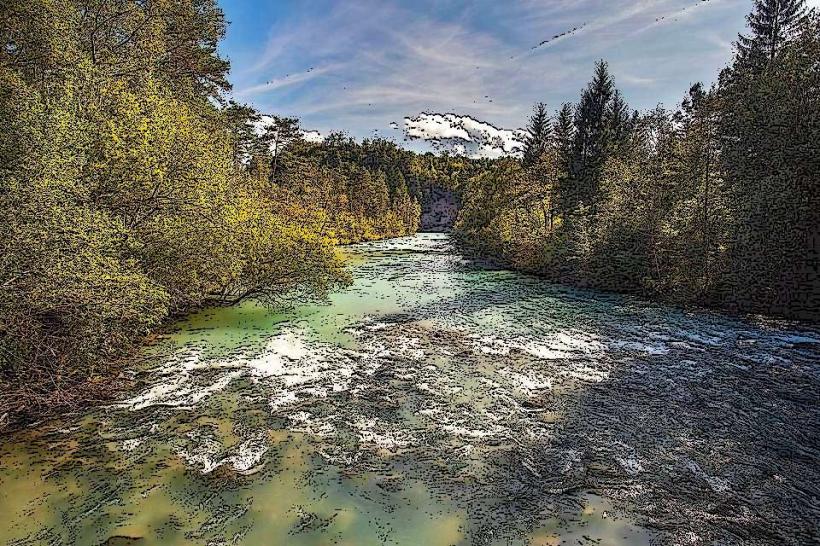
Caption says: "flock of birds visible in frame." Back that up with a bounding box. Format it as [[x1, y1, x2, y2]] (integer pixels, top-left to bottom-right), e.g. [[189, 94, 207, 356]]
[[512, 0, 713, 60], [656, 0, 713, 23]]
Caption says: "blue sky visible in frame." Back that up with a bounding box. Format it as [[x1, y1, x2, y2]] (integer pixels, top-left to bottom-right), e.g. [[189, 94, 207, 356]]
[[218, 0, 818, 153]]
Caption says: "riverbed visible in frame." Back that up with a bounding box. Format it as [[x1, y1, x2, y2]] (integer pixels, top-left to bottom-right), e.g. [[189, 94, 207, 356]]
[[1, 233, 818, 545]]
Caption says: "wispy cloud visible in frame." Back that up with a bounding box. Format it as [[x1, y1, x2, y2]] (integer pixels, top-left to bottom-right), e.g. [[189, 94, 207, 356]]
[[234, 65, 340, 97], [221, 0, 773, 148]]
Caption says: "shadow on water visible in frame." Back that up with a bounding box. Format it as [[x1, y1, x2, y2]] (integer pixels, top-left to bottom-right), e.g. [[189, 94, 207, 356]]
[[352, 236, 820, 544], [542, 339, 820, 544]]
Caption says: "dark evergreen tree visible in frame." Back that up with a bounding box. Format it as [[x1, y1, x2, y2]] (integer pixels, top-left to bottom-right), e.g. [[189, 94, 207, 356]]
[[523, 102, 551, 168], [260, 116, 301, 183], [387, 167, 407, 198], [570, 60, 615, 209], [553, 104, 574, 167], [607, 90, 631, 147], [224, 101, 260, 166], [552, 103, 575, 212], [721, 10, 820, 318], [736, 0, 807, 64]]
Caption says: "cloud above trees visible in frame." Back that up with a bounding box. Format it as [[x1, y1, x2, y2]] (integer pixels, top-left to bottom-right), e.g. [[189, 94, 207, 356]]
[[403, 113, 526, 159]]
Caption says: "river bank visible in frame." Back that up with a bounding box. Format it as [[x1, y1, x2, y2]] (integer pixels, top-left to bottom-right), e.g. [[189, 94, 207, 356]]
[[450, 228, 820, 325], [0, 230, 403, 435]]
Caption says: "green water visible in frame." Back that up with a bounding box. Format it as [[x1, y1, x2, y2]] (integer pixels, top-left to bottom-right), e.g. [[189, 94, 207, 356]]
[[3, 234, 817, 545]]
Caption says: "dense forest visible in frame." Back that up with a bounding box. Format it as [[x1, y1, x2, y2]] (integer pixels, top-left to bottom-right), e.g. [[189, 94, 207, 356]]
[[0, 0, 463, 419], [1, 0, 818, 424], [455, 0, 819, 321]]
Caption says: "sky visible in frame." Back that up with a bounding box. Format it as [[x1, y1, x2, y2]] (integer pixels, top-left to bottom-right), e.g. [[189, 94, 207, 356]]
[[218, 0, 819, 156]]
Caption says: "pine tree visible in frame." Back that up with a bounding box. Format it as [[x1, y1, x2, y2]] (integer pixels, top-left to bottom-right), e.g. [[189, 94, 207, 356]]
[[736, 0, 807, 64], [670, 82, 722, 297], [224, 101, 260, 166], [390, 174, 415, 231], [721, 11, 820, 317], [552, 103, 575, 212], [571, 60, 615, 209], [260, 116, 301, 184], [553, 104, 574, 168], [607, 90, 631, 147], [523, 102, 551, 168], [370, 170, 390, 217], [386, 167, 406, 198]]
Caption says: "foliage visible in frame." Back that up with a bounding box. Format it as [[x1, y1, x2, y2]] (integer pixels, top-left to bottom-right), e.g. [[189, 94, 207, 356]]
[[736, 0, 808, 65], [718, 11, 820, 317], [455, 7, 819, 320], [523, 102, 551, 168], [0, 0, 423, 420]]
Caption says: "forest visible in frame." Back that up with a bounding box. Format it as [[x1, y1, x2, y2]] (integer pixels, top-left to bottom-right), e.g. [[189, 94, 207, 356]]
[[454, 0, 819, 322], [1, 0, 818, 424], [0, 0, 456, 420]]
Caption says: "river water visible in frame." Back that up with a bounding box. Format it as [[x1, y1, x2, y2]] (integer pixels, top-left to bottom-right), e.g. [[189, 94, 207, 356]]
[[1, 233, 819, 545]]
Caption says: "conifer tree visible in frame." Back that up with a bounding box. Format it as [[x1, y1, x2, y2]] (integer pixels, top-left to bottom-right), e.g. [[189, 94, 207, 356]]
[[607, 90, 631, 147], [736, 0, 807, 63], [552, 103, 575, 212], [224, 101, 260, 166], [523, 102, 551, 168], [722, 9, 819, 317], [553, 103, 575, 170], [571, 60, 615, 209], [260, 116, 301, 184]]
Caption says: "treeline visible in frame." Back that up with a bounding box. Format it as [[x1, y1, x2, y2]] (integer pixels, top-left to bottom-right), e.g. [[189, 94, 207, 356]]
[[0, 0, 424, 418], [227, 113, 426, 243], [456, 0, 819, 320], [267, 129, 489, 235]]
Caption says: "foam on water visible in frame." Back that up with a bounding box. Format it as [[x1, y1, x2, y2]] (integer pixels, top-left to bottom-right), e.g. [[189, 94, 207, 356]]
[[3, 233, 818, 546]]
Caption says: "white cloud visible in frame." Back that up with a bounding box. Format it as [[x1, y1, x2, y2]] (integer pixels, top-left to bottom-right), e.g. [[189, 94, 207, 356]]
[[252, 116, 324, 151], [618, 73, 658, 86], [302, 130, 324, 143], [404, 113, 526, 159]]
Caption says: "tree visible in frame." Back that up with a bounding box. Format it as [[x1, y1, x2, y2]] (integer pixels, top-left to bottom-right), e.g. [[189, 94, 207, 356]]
[[736, 0, 808, 65], [0, 0, 366, 420], [553, 103, 574, 172], [720, 11, 820, 318], [587, 107, 678, 293], [259, 115, 301, 184], [224, 100, 261, 166], [571, 60, 616, 210], [523, 102, 551, 168], [676, 83, 722, 296], [157, 0, 232, 98], [452, 9, 819, 322], [552, 103, 575, 213], [607, 90, 631, 149], [390, 175, 419, 234]]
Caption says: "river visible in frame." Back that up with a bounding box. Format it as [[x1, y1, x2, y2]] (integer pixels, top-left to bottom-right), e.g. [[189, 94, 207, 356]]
[[1, 233, 818, 545]]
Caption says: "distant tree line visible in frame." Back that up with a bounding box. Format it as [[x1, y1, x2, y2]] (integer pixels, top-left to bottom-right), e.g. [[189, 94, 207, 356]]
[[455, 0, 819, 320]]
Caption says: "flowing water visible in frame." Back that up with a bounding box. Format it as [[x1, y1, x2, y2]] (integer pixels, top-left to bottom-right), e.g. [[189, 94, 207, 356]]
[[1, 233, 819, 545]]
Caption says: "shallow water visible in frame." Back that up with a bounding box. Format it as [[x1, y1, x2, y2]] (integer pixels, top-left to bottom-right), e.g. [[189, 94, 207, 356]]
[[1, 233, 819, 545]]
